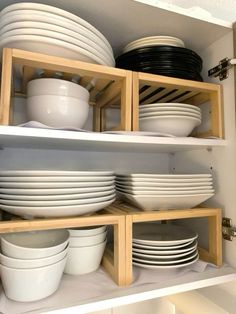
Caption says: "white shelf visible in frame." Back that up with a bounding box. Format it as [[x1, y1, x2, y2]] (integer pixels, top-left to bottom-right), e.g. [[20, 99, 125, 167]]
[[2, 264, 235, 314], [0, 126, 226, 153]]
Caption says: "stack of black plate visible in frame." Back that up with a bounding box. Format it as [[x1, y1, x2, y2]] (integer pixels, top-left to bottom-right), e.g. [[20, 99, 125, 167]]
[[116, 46, 203, 81]]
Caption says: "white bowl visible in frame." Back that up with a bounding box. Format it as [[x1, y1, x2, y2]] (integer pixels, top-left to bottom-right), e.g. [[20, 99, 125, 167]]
[[139, 111, 201, 119], [27, 78, 90, 100], [139, 116, 201, 136], [64, 240, 107, 275], [68, 225, 107, 237], [139, 103, 201, 112], [69, 231, 107, 247], [26, 95, 89, 128], [0, 256, 66, 302], [1, 229, 69, 259], [0, 245, 68, 269]]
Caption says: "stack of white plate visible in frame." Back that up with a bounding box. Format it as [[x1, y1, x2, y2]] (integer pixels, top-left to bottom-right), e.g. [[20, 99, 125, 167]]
[[65, 225, 107, 275], [123, 36, 185, 54], [116, 173, 214, 210], [0, 229, 69, 302], [132, 222, 199, 269], [139, 103, 201, 136], [0, 2, 115, 67], [0, 170, 116, 218]]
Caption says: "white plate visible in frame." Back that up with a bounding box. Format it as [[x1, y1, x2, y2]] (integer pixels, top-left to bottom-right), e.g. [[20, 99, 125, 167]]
[[132, 239, 195, 250], [0, 21, 114, 63], [102, 131, 176, 137], [115, 181, 213, 187], [0, 28, 114, 66], [139, 106, 200, 115], [116, 177, 212, 183], [116, 174, 212, 178], [0, 180, 115, 189], [133, 246, 197, 259], [133, 223, 198, 246], [118, 191, 214, 210], [0, 185, 114, 195], [116, 187, 215, 195], [133, 250, 198, 265], [0, 3, 112, 52], [0, 189, 115, 200], [132, 240, 197, 254], [0, 193, 116, 206], [0, 13, 112, 56], [115, 184, 213, 191], [0, 176, 115, 182], [0, 35, 107, 66], [139, 103, 201, 112], [139, 111, 201, 119], [0, 198, 115, 218], [133, 255, 199, 269], [0, 170, 114, 176]]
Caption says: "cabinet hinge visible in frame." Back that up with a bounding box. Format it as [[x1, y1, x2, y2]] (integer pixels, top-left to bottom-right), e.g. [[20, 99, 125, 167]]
[[222, 217, 236, 241], [208, 58, 236, 81]]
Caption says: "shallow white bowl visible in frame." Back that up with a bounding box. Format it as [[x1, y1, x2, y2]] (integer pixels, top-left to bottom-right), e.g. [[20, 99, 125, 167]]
[[26, 94, 89, 128], [64, 240, 107, 275], [139, 103, 201, 112], [69, 231, 107, 247], [139, 115, 201, 136], [1, 229, 69, 259], [139, 111, 201, 119], [0, 245, 68, 269], [0, 256, 66, 302], [27, 78, 90, 100], [68, 225, 107, 237]]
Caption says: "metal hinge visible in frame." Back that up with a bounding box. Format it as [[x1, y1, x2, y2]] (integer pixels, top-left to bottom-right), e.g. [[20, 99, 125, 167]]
[[222, 217, 236, 241], [208, 57, 236, 81]]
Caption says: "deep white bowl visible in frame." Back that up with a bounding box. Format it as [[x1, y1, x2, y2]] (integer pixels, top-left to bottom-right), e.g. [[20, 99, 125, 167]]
[[0, 256, 67, 302], [139, 115, 201, 136], [64, 240, 107, 275], [0, 245, 68, 269], [27, 78, 90, 100], [68, 225, 107, 237], [69, 231, 107, 247], [1, 229, 69, 259], [26, 95, 89, 128]]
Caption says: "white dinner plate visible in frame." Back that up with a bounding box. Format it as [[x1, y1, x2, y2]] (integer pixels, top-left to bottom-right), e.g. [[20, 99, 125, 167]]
[[0, 180, 115, 189], [0, 185, 114, 195], [0, 198, 115, 218], [116, 174, 211, 178], [0, 3, 112, 52], [0, 176, 115, 182], [118, 191, 214, 210], [133, 250, 198, 265], [0, 35, 107, 66], [133, 246, 197, 259], [0, 193, 116, 207], [0, 21, 114, 63], [1, 28, 114, 66], [132, 239, 197, 254], [116, 187, 215, 195], [0, 170, 114, 176], [116, 177, 212, 183], [0, 13, 112, 56], [0, 189, 115, 201], [139, 103, 201, 112], [139, 111, 201, 119], [133, 254, 199, 269], [133, 223, 198, 246]]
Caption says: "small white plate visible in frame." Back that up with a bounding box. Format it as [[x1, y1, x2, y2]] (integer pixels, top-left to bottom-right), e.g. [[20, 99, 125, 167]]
[[116, 174, 212, 178], [116, 187, 215, 195], [133, 223, 198, 246], [133, 246, 197, 259], [0, 170, 114, 176], [115, 184, 213, 191], [116, 177, 212, 183], [0, 176, 115, 182], [133, 255, 199, 269], [115, 181, 213, 187]]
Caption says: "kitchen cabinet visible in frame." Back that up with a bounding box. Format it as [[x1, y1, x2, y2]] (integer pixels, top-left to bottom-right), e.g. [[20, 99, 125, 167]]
[[0, 0, 236, 313]]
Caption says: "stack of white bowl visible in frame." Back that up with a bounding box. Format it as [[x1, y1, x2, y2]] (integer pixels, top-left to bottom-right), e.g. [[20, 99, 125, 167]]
[[26, 78, 90, 128], [0, 170, 116, 218], [116, 173, 215, 210], [0, 2, 115, 67], [65, 225, 107, 275], [139, 103, 202, 136], [0, 229, 69, 302]]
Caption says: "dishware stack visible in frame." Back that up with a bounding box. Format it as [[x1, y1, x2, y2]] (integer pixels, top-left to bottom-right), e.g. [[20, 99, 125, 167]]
[[116, 36, 203, 81], [139, 103, 201, 136], [115, 173, 215, 210], [132, 222, 199, 269], [0, 229, 69, 302], [26, 78, 90, 128], [0, 2, 115, 66], [0, 170, 116, 218], [64, 225, 107, 275]]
